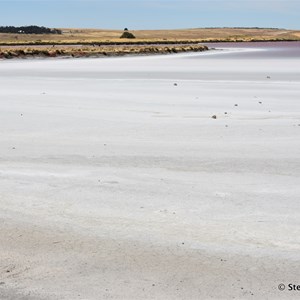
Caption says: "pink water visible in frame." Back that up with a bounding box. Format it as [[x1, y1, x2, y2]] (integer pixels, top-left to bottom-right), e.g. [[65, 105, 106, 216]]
[[204, 41, 300, 59]]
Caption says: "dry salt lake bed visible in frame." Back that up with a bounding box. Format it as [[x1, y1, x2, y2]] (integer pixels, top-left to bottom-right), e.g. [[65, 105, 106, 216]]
[[0, 42, 300, 299]]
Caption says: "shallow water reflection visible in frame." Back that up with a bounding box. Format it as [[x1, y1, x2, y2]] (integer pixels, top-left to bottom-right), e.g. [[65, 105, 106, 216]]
[[199, 41, 300, 59]]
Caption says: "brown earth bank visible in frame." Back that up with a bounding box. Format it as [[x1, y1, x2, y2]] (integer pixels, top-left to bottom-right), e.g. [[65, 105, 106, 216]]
[[0, 44, 208, 59]]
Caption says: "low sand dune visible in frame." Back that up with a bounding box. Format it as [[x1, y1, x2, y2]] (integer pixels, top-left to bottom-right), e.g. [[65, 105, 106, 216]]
[[0, 44, 300, 299]]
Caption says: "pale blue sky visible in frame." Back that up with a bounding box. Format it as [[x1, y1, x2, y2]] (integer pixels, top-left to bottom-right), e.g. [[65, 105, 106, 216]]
[[0, 0, 299, 30]]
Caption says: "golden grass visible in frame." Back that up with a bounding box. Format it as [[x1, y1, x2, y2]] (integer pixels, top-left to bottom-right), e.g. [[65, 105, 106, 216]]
[[0, 28, 300, 45]]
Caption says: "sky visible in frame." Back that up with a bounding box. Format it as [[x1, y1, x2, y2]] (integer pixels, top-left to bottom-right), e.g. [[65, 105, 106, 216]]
[[0, 0, 299, 30]]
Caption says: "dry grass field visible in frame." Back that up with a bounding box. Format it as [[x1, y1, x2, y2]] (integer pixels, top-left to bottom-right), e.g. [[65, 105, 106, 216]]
[[0, 27, 300, 45], [1, 27, 299, 59]]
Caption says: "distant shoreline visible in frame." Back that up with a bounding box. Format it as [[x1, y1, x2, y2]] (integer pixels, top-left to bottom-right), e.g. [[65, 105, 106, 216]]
[[1, 38, 300, 47], [1, 26, 300, 60]]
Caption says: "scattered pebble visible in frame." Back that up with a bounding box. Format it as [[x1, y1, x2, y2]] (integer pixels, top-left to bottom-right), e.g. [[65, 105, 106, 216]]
[[234, 104, 238, 107], [174, 83, 178, 86], [211, 115, 217, 119], [224, 112, 228, 114], [266, 76, 271, 79], [12, 147, 15, 150], [258, 101, 262, 104]]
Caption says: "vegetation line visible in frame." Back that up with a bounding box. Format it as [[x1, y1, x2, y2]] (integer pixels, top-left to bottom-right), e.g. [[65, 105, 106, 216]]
[[0, 44, 209, 59], [0, 25, 62, 35], [1, 37, 300, 47]]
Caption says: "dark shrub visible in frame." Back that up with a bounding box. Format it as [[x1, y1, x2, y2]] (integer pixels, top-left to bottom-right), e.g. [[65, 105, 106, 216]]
[[120, 31, 136, 39]]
